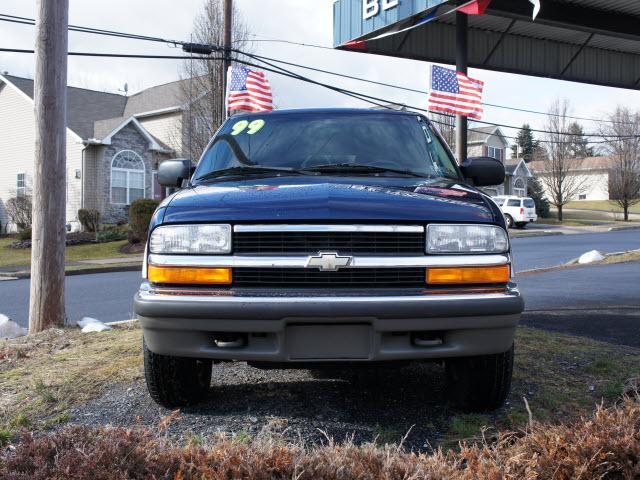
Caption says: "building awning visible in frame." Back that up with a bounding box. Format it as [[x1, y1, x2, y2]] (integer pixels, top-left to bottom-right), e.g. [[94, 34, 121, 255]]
[[333, 0, 640, 90]]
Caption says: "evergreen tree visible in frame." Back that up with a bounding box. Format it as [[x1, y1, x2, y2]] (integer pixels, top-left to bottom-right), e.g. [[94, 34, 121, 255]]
[[567, 122, 593, 158], [516, 124, 535, 161], [527, 176, 551, 218]]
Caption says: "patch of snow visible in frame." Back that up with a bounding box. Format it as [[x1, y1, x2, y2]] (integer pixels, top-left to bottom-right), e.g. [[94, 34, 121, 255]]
[[578, 250, 605, 264], [77, 317, 112, 333], [0, 314, 27, 339]]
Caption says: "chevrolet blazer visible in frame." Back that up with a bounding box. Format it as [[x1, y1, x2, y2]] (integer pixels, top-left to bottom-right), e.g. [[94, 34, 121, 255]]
[[135, 109, 524, 411]]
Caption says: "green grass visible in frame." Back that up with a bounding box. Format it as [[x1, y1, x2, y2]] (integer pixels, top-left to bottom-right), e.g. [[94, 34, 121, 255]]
[[0, 238, 138, 268], [565, 200, 640, 214]]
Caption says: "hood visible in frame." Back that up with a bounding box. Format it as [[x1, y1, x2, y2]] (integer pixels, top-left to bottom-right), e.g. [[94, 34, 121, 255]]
[[161, 176, 500, 224]]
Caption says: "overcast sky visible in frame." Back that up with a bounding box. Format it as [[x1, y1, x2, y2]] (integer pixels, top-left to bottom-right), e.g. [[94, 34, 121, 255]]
[[1, 0, 639, 146]]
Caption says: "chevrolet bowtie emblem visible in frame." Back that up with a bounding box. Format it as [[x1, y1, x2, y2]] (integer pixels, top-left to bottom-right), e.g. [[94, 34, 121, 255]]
[[306, 252, 353, 272]]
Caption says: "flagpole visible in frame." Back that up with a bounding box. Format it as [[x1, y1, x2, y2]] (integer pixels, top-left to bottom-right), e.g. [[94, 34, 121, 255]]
[[455, 10, 468, 164]]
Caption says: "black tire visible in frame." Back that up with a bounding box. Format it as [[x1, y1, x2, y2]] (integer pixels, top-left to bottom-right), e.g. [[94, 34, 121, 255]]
[[445, 345, 514, 412], [504, 214, 514, 229], [143, 339, 212, 408], [515, 222, 527, 229]]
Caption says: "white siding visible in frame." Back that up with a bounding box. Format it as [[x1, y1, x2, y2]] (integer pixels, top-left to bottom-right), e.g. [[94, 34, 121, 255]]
[[0, 81, 84, 232], [138, 112, 182, 154], [537, 170, 610, 202]]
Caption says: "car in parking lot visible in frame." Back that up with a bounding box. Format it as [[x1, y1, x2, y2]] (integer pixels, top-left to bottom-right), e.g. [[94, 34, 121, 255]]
[[493, 196, 538, 229], [135, 109, 524, 412]]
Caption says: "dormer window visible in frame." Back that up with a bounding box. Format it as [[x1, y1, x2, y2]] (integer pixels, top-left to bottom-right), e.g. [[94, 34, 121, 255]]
[[487, 146, 504, 161]]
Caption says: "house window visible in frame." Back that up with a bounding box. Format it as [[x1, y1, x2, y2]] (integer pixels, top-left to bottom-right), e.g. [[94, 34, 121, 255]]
[[487, 146, 504, 161], [16, 173, 26, 197], [579, 194, 587, 200], [513, 178, 526, 197], [111, 150, 145, 205]]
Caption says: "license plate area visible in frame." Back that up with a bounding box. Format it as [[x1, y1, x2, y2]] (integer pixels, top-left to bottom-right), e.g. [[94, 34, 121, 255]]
[[286, 324, 372, 360]]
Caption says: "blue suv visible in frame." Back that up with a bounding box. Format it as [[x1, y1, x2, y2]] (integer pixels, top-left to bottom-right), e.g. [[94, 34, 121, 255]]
[[135, 109, 523, 411]]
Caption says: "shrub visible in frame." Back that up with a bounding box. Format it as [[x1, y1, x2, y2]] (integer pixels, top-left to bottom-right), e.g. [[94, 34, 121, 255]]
[[128, 199, 159, 244], [1, 400, 639, 479], [78, 209, 100, 233], [17, 227, 31, 241], [6, 196, 32, 231], [96, 230, 127, 243]]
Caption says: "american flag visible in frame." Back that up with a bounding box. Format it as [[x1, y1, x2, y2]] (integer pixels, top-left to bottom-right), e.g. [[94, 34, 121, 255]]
[[227, 66, 273, 112], [428, 65, 484, 120]]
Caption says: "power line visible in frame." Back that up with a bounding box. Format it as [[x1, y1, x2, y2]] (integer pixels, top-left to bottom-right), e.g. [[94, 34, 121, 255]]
[[0, 12, 630, 126], [1, 45, 635, 144], [1, 12, 633, 129]]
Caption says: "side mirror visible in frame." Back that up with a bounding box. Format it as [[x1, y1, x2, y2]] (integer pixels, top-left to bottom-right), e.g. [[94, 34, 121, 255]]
[[158, 159, 195, 188], [460, 156, 505, 187]]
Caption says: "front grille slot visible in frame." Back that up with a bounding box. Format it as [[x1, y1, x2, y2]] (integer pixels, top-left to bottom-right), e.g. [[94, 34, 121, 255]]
[[233, 268, 425, 288], [234, 231, 425, 255]]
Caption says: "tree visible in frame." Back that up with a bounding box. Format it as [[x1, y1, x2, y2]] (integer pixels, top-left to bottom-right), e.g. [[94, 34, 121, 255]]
[[538, 99, 591, 221], [516, 124, 535, 161], [6, 196, 32, 231], [429, 112, 455, 150], [177, 0, 251, 161], [600, 106, 640, 221], [567, 122, 593, 158], [527, 176, 550, 218]]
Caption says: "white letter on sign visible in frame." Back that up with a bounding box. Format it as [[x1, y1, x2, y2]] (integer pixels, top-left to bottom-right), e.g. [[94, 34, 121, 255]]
[[382, 0, 399, 11], [363, 0, 379, 20]]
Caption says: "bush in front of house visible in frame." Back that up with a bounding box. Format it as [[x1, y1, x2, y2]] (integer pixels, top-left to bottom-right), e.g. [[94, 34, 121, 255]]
[[17, 227, 31, 241], [78, 209, 101, 233], [96, 230, 128, 243], [128, 199, 159, 244], [6, 196, 32, 232]]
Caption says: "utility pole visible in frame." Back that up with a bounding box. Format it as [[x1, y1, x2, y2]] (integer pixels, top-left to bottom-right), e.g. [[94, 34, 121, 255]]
[[222, 0, 233, 119], [455, 10, 468, 164], [29, 0, 69, 333]]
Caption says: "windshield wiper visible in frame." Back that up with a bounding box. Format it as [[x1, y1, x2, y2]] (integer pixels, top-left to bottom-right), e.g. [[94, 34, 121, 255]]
[[303, 164, 429, 178], [195, 166, 315, 182]]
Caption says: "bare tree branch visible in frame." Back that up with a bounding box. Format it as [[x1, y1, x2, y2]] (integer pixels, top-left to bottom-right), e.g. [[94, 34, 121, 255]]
[[537, 99, 592, 221], [600, 106, 640, 221], [173, 0, 252, 161]]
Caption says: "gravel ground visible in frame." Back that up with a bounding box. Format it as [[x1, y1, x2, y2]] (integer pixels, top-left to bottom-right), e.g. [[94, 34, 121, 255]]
[[69, 361, 455, 451]]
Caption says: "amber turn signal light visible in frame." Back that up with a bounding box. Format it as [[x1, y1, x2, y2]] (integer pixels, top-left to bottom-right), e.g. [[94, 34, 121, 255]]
[[148, 266, 232, 285], [426, 265, 510, 285]]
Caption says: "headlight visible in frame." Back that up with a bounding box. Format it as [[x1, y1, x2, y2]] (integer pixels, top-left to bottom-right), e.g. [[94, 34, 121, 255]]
[[149, 224, 231, 254], [427, 224, 508, 254]]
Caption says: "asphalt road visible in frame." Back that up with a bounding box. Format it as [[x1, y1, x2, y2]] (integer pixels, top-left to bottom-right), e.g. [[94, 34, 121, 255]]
[[1, 229, 638, 330], [517, 262, 640, 347], [510, 228, 639, 272]]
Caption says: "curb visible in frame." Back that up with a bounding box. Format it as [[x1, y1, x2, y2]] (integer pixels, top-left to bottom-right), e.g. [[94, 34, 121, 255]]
[[608, 225, 640, 232], [510, 230, 564, 239], [0, 263, 142, 280]]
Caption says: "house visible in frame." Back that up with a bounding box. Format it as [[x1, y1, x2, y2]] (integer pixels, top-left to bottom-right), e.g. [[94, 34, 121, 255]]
[[0, 73, 191, 232], [529, 156, 618, 201], [467, 126, 533, 197]]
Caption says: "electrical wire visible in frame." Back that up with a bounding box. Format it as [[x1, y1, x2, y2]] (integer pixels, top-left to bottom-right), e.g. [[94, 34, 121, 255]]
[[0, 12, 633, 128], [0, 12, 630, 126], [1, 45, 635, 144]]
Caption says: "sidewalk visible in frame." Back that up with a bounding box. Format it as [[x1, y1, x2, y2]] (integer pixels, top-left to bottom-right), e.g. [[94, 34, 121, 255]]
[[511, 221, 640, 237], [0, 255, 143, 279]]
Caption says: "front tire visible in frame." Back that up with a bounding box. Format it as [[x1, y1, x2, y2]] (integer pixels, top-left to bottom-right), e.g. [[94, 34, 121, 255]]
[[143, 339, 212, 408], [445, 345, 514, 412]]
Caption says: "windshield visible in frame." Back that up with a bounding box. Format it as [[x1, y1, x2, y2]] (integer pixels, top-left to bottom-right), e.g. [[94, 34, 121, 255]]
[[193, 112, 460, 182]]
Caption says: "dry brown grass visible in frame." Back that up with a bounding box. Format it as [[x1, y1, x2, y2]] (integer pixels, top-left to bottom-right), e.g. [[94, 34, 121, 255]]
[[1, 398, 639, 479], [0, 325, 142, 433]]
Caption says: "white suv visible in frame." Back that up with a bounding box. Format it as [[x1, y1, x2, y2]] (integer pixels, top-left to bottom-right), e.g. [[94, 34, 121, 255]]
[[493, 196, 537, 229]]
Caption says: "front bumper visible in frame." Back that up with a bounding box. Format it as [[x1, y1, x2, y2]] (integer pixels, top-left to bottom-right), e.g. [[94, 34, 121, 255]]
[[135, 284, 524, 363]]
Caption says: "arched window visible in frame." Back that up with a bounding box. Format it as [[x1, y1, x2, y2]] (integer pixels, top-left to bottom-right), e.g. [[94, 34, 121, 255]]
[[111, 150, 145, 205], [513, 178, 526, 198]]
